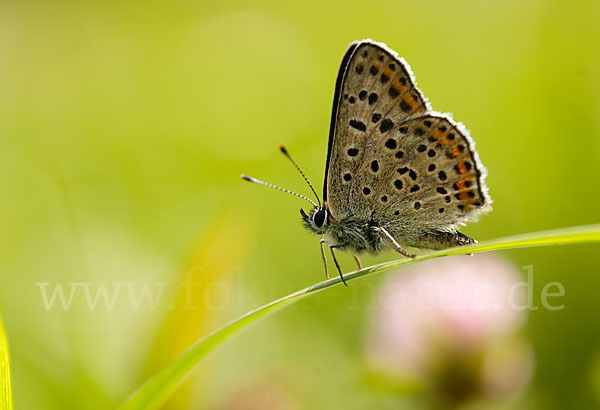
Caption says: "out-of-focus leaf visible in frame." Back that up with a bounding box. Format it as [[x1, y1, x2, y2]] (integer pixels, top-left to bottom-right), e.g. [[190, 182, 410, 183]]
[[0, 314, 13, 410]]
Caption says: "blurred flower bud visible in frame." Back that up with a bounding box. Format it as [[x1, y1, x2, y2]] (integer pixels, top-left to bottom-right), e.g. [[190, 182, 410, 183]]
[[367, 254, 534, 406]]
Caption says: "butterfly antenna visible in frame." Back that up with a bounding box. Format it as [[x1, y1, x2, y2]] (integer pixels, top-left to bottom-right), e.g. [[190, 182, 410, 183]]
[[240, 175, 318, 208], [278, 145, 321, 206]]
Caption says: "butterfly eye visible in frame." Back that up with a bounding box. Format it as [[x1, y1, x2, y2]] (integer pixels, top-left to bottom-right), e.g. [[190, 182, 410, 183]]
[[313, 209, 327, 228]]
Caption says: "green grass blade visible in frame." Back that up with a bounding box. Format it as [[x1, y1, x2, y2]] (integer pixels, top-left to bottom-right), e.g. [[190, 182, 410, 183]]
[[118, 224, 600, 409], [0, 315, 14, 410]]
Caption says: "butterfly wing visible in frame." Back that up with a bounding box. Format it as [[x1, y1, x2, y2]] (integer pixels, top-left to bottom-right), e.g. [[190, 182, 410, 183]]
[[356, 114, 491, 240], [324, 40, 428, 221], [324, 40, 490, 241]]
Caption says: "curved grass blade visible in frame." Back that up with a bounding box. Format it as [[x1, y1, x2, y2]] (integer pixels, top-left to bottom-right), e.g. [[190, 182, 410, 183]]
[[118, 224, 600, 409], [0, 314, 13, 410]]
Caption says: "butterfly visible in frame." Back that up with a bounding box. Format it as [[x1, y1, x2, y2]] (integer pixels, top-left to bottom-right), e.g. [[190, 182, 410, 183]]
[[242, 39, 491, 286]]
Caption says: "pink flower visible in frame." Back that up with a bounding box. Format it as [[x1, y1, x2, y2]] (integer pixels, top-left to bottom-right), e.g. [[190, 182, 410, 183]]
[[367, 254, 534, 403]]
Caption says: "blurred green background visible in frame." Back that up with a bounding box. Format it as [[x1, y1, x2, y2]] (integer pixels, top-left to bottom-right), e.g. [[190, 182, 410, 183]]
[[1, 0, 599, 408]]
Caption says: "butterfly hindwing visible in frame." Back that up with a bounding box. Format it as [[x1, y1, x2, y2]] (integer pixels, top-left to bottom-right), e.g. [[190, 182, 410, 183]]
[[356, 114, 490, 240]]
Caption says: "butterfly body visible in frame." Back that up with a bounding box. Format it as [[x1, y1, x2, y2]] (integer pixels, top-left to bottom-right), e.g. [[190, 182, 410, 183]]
[[301, 202, 476, 257], [302, 204, 386, 254]]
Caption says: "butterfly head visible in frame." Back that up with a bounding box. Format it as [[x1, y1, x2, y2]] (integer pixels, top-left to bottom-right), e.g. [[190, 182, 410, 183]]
[[300, 205, 329, 234]]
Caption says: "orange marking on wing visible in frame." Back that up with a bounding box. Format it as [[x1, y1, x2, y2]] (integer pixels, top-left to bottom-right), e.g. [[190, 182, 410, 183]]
[[392, 79, 405, 93], [383, 67, 394, 78], [457, 160, 468, 174], [449, 144, 462, 158], [432, 129, 443, 140], [403, 93, 419, 109], [373, 60, 382, 70], [457, 191, 470, 201], [455, 179, 468, 190]]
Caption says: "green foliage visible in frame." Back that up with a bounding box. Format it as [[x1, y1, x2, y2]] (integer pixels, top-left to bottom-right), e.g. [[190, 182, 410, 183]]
[[0, 315, 13, 410]]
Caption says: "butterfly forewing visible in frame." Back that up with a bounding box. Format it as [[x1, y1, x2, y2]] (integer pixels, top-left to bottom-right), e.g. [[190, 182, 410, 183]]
[[326, 41, 428, 220], [325, 40, 489, 236]]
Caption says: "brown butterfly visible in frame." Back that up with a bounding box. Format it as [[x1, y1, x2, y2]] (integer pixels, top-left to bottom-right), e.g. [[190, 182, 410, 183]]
[[242, 39, 491, 285]]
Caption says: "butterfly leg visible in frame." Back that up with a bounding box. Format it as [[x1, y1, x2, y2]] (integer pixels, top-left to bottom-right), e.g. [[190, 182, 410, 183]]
[[353, 255, 362, 270], [378, 227, 417, 258], [319, 239, 330, 280], [329, 245, 348, 287]]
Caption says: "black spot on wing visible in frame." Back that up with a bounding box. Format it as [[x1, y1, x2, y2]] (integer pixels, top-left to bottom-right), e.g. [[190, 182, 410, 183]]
[[349, 120, 366, 132], [379, 119, 394, 133], [400, 100, 411, 112]]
